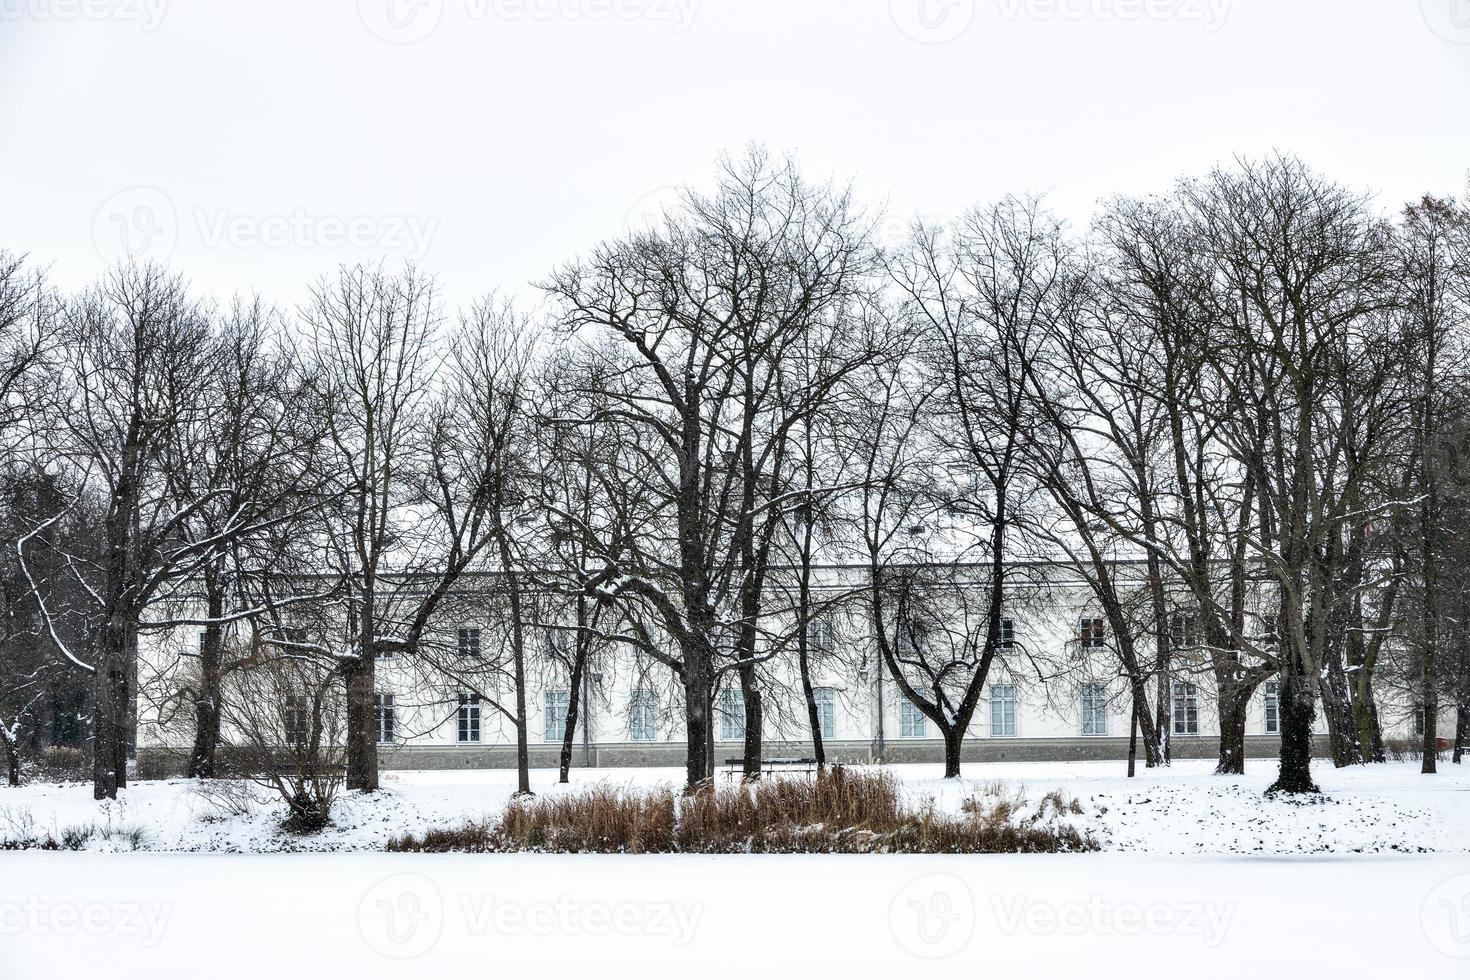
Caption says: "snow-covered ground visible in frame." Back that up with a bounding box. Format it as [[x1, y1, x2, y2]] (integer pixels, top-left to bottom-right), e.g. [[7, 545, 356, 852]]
[[4, 762, 1470, 978], [2, 759, 1467, 854]]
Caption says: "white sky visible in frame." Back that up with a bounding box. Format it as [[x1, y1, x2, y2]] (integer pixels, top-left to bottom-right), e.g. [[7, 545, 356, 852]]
[[1, 0, 1468, 312]]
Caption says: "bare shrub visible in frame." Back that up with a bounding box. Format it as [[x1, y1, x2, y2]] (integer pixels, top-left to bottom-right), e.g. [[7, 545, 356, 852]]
[[387, 768, 1097, 854], [220, 658, 345, 833]]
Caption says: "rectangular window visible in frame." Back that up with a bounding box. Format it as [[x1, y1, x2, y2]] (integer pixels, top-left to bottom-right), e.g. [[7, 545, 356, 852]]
[[1169, 612, 1199, 649], [544, 690, 570, 742], [813, 687, 836, 740], [284, 695, 309, 748], [1172, 682, 1199, 735], [1263, 681, 1279, 735], [998, 618, 1015, 650], [1415, 703, 1427, 738], [1079, 617, 1106, 650], [630, 688, 658, 742], [1081, 682, 1108, 736], [197, 631, 208, 657], [719, 687, 745, 741], [374, 693, 395, 744], [990, 684, 1017, 737], [457, 693, 481, 743], [899, 698, 926, 739], [810, 616, 836, 656], [458, 628, 481, 660]]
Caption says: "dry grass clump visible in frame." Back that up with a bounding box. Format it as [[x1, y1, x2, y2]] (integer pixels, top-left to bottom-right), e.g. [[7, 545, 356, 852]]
[[387, 768, 1097, 854]]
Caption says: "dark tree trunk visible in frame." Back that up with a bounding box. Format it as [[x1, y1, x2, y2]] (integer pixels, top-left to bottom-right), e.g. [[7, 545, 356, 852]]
[[1318, 656, 1358, 768], [342, 651, 378, 792], [682, 633, 714, 789], [1, 724, 19, 787], [1214, 678, 1251, 775], [1127, 694, 1139, 778], [1267, 667, 1319, 795], [558, 632, 586, 785], [188, 570, 226, 779], [93, 610, 131, 801], [1454, 702, 1469, 765], [739, 671, 763, 781], [1349, 670, 1385, 764], [942, 727, 962, 779]]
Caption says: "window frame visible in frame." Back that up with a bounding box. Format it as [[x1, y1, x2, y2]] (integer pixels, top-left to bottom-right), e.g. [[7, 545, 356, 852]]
[[374, 692, 395, 744], [629, 688, 658, 742], [1080, 681, 1108, 736], [1263, 681, 1279, 735], [990, 683, 1017, 737], [812, 686, 837, 740], [1172, 681, 1200, 736], [1078, 616, 1106, 650], [899, 698, 927, 739], [457, 692, 481, 744], [543, 689, 570, 743]]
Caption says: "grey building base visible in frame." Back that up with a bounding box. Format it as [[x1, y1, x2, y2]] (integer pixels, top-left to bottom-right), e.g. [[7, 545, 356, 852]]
[[136, 735, 1323, 777]]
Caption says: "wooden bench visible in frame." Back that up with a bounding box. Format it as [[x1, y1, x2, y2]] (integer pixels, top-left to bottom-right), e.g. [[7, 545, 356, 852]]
[[722, 757, 819, 779]]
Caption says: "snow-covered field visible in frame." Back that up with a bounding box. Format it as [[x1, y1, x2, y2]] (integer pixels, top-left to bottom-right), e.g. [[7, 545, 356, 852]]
[[5, 761, 1470, 978], [2, 759, 1467, 854]]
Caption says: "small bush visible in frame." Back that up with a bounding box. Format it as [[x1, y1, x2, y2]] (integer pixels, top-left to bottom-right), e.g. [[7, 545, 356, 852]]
[[387, 768, 1097, 854], [1383, 738, 1448, 763], [33, 746, 87, 782]]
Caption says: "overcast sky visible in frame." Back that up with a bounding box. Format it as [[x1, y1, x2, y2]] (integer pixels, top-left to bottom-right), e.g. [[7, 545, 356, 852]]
[[2, 0, 1468, 311]]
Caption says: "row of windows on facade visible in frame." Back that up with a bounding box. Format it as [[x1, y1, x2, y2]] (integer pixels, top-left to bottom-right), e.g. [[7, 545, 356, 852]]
[[227, 613, 1178, 666], [361, 681, 1285, 745]]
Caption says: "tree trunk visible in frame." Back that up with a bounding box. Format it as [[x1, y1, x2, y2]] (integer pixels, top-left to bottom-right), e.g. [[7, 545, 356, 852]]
[[1349, 668, 1385, 763], [1, 724, 19, 787], [942, 727, 962, 779], [342, 652, 378, 792], [1267, 666, 1319, 795], [558, 639, 586, 785], [740, 672, 763, 781], [1454, 702, 1468, 765], [682, 634, 714, 789], [188, 571, 226, 779], [1127, 696, 1138, 778], [1318, 655, 1358, 768], [93, 611, 131, 801], [1214, 678, 1251, 775]]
